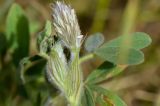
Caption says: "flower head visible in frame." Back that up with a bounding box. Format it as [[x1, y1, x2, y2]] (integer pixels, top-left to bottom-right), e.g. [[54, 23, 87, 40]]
[[52, 1, 83, 48], [44, 2, 84, 105]]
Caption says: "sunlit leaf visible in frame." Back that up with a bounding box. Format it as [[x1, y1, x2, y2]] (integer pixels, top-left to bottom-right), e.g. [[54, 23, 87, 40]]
[[84, 33, 104, 52]]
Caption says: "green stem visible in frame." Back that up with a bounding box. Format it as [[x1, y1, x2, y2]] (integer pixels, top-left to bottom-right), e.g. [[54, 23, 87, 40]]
[[67, 49, 83, 106], [70, 102, 77, 106], [68, 97, 79, 106], [79, 53, 94, 64]]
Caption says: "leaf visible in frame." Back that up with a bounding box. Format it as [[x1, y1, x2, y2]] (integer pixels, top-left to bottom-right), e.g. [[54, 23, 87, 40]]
[[37, 20, 52, 47], [44, 20, 52, 37], [83, 85, 96, 106], [90, 85, 127, 106], [104, 32, 152, 50], [96, 95, 109, 106], [37, 20, 53, 54], [19, 55, 59, 103], [105, 65, 127, 79], [86, 61, 127, 84], [86, 61, 115, 84], [84, 33, 104, 52], [6, 3, 30, 66], [19, 55, 46, 84], [95, 46, 144, 65]]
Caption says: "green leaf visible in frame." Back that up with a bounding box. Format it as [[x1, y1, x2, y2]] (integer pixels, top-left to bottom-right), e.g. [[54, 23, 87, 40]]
[[44, 20, 52, 37], [104, 32, 152, 50], [106, 65, 127, 79], [86, 61, 115, 84], [37, 20, 52, 53], [86, 61, 126, 84], [6, 3, 30, 66], [37, 20, 52, 46], [19, 55, 46, 84], [83, 85, 96, 106], [19, 55, 59, 104], [84, 33, 104, 52], [96, 95, 109, 106], [95, 46, 144, 65], [91, 85, 127, 106]]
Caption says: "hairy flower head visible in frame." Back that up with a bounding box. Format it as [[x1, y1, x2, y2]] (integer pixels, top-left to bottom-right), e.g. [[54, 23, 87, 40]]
[[52, 1, 83, 48], [43, 2, 84, 105]]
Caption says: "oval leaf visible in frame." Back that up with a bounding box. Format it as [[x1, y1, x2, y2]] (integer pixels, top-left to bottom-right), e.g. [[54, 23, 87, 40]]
[[95, 46, 144, 65], [84, 33, 104, 52], [104, 32, 152, 50]]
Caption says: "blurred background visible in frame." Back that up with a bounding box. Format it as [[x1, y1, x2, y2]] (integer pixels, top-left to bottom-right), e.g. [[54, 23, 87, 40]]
[[0, 0, 160, 106]]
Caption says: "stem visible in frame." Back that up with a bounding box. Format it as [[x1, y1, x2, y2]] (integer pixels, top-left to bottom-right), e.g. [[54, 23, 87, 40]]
[[67, 49, 83, 106], [79, 53, 94, 64], [69, 101, 78, 106], [68, 96, 80, 106]]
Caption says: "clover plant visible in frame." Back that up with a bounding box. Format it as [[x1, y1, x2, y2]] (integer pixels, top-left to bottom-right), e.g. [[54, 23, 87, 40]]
[[5, 2, 152, 106]]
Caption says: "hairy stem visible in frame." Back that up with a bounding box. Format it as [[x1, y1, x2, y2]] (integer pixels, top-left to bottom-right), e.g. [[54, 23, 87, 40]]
[[79, 53, 94, 64]]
